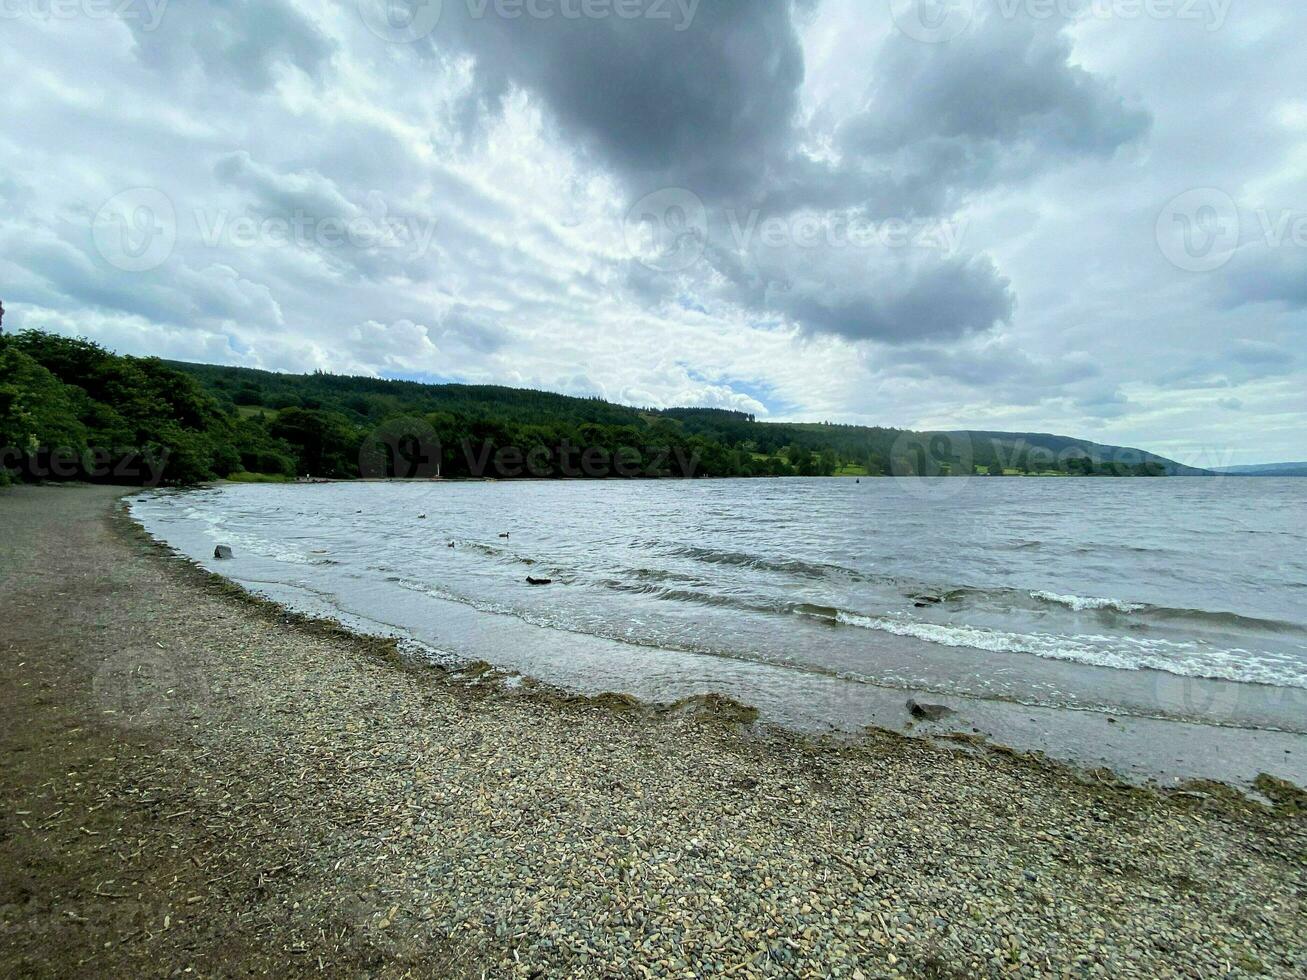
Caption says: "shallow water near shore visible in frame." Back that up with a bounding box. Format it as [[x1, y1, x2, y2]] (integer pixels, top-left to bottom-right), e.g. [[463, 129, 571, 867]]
[[131, 477, 1307, 786]]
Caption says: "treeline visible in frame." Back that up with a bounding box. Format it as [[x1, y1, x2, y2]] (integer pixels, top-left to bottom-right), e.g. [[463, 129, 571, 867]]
[[0, 331, 805, 484], [0, 330, 1180, 486], [163, 359, 861, 480], [0, 331, 281, 485], [655, 411, 1173, 477]]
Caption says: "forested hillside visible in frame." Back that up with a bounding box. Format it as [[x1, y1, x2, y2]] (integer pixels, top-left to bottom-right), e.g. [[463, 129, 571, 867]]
[[0, 331, 1199, 485]]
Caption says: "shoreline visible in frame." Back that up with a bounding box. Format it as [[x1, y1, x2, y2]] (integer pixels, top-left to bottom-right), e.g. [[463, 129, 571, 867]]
[[141, 482, 1307, 791], [2, 484, 1305, 976]]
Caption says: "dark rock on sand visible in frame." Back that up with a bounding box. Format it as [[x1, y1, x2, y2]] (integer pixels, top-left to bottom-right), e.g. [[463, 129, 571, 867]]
[[663, 693, 760, 726], [907, 699, 954, 722]]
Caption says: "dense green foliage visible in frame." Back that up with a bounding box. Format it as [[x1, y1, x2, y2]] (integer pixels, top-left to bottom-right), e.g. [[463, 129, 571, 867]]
[[0, 332, 263, 485], [0, 330, 1192, 486]]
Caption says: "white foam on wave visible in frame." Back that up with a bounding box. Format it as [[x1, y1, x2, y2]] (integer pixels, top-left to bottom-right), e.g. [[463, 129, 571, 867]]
[[834, 611, 1307, 689], [1030, 590, 1145, 613], [136, 496, 323, 567]]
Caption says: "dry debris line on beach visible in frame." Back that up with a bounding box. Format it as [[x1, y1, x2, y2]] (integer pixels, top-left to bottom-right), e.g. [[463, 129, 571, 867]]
[[1, 485, 1305, 978]]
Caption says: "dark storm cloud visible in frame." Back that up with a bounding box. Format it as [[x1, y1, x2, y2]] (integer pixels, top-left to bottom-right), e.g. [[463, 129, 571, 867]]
[[1073, 386, 1131, 419], [836, 6, 1151, 214], [436, 0, 1149, 223], [414, 1, 1155, 346], [738, 248, 1015, 345], [435, 0, 805, 197], [1223, 248, 1307, 310]]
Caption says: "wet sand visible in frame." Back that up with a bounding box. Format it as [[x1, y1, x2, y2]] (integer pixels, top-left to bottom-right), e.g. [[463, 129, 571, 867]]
[[1, 484, 1304, 977]]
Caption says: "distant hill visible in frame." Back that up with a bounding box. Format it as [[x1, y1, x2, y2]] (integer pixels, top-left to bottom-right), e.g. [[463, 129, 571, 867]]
[[170, 361, 1203, 479], [952, 431, 1213, 477], [0, 329, 1205, 485], [1211, 463, 1307, 477]]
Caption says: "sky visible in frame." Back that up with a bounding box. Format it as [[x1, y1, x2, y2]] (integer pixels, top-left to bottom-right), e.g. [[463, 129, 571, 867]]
[[1, 0, 1304, 466]]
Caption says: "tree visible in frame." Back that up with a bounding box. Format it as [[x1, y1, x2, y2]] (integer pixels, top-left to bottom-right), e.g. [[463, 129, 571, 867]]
[[0, 345, 89, 477], [270, 408, 361, 478]]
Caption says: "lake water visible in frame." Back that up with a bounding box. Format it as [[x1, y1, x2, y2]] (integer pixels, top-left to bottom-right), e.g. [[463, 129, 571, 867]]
[[131, 478, 1307, 781]]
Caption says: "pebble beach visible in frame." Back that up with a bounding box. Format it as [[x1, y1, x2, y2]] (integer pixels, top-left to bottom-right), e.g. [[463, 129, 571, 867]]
[[1, 484, 1304, 977]]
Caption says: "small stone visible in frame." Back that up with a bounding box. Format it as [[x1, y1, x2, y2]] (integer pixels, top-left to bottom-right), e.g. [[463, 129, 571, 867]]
[[907, 699, 954, 722]]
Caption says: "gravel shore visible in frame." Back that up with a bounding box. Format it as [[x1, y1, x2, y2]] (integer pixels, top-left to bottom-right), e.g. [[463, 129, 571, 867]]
[[2, 484, 1304, 978]]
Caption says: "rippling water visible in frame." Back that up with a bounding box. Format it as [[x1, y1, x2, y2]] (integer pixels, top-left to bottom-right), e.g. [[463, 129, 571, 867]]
[[132, 478, 1307, 735]]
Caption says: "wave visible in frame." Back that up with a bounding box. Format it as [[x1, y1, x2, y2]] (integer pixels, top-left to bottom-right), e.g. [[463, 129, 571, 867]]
[[458, 541, 538, 566], [1137, 605, 1302, 634], [626, 566, 715, 587], [1027, 590, 1301, 634], [1030, 590, 1145, 613], [666, 545, 877, 583], [133, 489, 1307, 697], [829, 611, 1307, 689], [587, 578, 1307, 688], [598, 578, 779, 613]]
